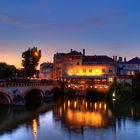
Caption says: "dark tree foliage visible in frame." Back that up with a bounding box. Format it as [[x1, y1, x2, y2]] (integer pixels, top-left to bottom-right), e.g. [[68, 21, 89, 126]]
[[22, 47, 41, 78], [0, 62, 17, 79], [132, 72, 140, 99]]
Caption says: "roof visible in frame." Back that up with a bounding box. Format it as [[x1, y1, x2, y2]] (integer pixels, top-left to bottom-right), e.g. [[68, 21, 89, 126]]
[[127, 57, 140, 64], [83, 55, 114, 64], [67, 50, 82, 55], [54, 50, 82, 56]]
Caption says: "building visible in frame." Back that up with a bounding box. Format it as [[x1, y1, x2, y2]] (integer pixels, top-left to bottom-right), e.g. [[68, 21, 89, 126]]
[[53, 49, 83, 80], [39, 63, 53, 80], [53, 49, 117, 94], [124, 57, 140, 76]]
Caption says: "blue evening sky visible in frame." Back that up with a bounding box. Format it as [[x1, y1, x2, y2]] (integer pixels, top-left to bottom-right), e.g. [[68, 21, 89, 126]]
[[0, 0, 140, 67]]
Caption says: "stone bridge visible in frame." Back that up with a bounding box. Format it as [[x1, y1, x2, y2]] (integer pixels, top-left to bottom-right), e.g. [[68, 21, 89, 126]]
[[0, 81, 62, 105]]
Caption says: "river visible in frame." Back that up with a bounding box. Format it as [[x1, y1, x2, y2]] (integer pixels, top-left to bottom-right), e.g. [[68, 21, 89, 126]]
[[0, 98, 140, 140]]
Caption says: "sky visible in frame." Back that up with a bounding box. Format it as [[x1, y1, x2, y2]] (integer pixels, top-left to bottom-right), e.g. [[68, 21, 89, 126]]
[[0, 0, 140, 68]]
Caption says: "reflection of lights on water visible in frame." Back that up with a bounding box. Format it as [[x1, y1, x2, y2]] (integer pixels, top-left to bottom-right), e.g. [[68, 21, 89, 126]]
[[74, 101, 77, 109], [90, 102, 92, 108], [59, 108, 62, 116], [94, 102, 97, 110], [32, 119, 38, 139], [67, 110, 104, 127], [99, 103, 102, 109], [108, 110, 112, 117], [68, 100, 70, 108], [85, 102, 88, 109], [104, 103, 107, 111], [63, 102, 66, 111]]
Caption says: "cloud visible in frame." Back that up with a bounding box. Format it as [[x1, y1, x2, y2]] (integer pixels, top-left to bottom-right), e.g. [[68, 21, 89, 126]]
[[0, 14, 34, 28], [84, 17, 105, 27]]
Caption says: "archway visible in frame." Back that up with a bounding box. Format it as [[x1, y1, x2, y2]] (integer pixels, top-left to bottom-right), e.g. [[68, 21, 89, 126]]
[[0, 92, 11, 105], [52, 87, 61, 100], [25, 89, 43, 108]]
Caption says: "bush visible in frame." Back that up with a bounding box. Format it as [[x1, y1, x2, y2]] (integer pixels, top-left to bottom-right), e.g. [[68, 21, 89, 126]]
[[107, 82, 132, 101]]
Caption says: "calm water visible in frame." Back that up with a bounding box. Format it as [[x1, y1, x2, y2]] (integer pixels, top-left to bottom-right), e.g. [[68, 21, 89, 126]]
[[0, 98, 140, 140]]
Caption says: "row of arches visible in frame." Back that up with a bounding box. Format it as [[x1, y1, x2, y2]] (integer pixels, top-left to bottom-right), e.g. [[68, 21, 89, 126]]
[[0, 87, 61, 105]]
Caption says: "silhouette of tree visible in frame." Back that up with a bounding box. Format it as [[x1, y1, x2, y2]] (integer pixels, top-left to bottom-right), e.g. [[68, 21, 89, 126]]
[[132, 72, 140, 99], [0, 62, 17, 79], [22, 47, 41, 78]]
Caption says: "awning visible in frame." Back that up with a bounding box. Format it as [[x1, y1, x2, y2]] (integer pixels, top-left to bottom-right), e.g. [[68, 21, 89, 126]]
[[62, 75, 107, 79]]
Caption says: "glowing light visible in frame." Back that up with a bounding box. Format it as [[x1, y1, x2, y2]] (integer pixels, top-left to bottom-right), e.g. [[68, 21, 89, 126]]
[[112, 92, 116, 97], [95, 69, 100, 73], [33, 51, 39, 57], [32, 119, 38, 139]]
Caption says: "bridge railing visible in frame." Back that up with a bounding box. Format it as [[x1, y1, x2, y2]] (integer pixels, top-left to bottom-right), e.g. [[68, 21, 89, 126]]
[[0, 80, 61, 87]]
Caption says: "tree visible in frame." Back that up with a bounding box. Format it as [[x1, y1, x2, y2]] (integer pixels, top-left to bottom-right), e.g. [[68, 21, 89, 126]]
[[132, 72, 140, 99], [0, 62, 17, 79], [22, 47, 41, 78]]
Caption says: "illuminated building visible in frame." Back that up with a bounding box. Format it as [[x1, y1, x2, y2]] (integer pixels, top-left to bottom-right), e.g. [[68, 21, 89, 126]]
[[53, 49, 116, 93], [53, 49, 83, 80]]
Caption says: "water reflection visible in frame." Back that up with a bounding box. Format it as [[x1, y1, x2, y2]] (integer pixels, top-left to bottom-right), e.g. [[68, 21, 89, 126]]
[[53, 98, 114, 132], [0, 99, 140, 140]]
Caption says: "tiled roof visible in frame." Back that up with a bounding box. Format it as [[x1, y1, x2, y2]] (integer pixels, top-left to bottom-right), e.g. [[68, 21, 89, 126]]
[[83, 55, 114, 63], [127, 57, 140, 64]]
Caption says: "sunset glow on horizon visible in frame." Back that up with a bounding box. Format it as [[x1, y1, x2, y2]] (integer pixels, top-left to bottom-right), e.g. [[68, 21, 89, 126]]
[[0, 0, 140, 68]]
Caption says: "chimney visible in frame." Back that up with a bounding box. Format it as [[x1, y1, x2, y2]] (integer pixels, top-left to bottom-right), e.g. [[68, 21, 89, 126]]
[[119, 57, 122, 62], [113, 56, 117, 61], [70, 49, 72, 52], [83, 49, 85, 56], [124, 57, 126, 62]]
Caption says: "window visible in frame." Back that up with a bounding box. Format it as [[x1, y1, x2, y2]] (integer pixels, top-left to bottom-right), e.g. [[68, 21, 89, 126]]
[[95, 69, 99, 73], [102, 68, 105, 73], [83, 69, 86, 73], [109, 69, 113, 73], [89, 69, 92, 73], [77, 62, 80, 65]]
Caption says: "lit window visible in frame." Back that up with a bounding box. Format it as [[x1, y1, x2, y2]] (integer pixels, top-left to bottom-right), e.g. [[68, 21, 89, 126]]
[[76, 70, 79, 74], [89, 69, 92, 73], [70, 69, 73, 73], [102, 68, 105, 73], [108, 78, 113, 83], [95, 69, 99, 73], [83, 69, 86, 73]]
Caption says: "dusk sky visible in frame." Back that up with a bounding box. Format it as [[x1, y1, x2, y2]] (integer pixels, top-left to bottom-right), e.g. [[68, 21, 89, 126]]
[[0, 0, 140, 68]]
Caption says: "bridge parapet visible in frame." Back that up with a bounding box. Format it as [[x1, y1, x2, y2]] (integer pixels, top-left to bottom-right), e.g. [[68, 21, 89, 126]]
[[0, 81, 62, 105]]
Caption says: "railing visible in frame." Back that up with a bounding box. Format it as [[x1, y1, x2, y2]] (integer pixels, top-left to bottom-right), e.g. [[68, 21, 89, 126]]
[[0, 80, 61, 87]]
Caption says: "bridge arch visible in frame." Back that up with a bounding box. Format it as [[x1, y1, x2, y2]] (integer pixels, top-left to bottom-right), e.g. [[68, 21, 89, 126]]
[[23, 88, 44, 99], [0, 90, 12, 105]]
